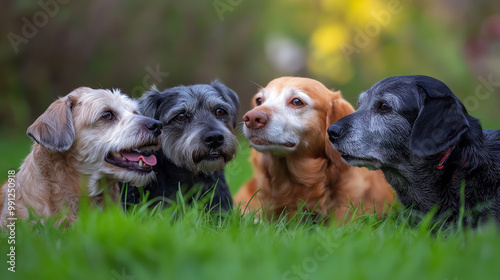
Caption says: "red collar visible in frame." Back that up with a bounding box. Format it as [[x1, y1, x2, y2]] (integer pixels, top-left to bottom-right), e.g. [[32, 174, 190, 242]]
[[436, 146, 453, 170], [435, 146, 469, 181]]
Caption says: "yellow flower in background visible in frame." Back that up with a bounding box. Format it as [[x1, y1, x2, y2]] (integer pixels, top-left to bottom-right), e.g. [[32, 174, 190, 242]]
[[346, 0, 387, 26], [310, 23, 349, 55], [308, 0, 404, 83], [309, 22, 352, 83]]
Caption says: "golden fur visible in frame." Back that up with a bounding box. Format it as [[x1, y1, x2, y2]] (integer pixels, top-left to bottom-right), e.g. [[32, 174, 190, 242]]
[[0, 87, 160, 227], [235, 77, 394, 221]]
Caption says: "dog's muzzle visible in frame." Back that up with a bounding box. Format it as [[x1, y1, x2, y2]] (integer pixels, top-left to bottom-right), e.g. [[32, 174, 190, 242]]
[[327, 124, 344, 143], [243, 110, 268, 130], [203, 130, 224, 149], [104, 118, 163, 173], [191, 130, 234, 164], [144, 119, 162, 137]]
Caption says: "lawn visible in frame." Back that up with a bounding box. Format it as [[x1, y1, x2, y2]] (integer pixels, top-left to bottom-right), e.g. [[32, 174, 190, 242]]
[[1, 133, 499, 280]]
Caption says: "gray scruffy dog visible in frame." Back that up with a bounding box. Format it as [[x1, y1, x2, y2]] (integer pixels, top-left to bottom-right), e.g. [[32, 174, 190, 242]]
[[328, 75, 500, 226], [122, 81, 239, 211]]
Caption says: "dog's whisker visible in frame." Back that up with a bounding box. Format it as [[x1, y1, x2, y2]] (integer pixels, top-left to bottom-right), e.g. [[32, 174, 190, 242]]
[[249, 80, 264, 90]]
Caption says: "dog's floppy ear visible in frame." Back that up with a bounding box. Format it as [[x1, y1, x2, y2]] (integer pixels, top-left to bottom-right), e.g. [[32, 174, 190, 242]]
[[138, 86, 163, 119], [211, 80, 240, 128], [27, 96, 75, 151], [409, 77, 469, 157], [324, 91, 354, 163]]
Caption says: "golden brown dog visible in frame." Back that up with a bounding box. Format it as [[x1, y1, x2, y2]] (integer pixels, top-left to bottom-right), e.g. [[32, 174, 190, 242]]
[[0, 87, 162, 227], [234, 77, 394, 221]]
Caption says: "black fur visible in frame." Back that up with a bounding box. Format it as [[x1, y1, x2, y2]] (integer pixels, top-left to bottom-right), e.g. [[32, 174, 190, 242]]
[[328, 75, 500, 225]]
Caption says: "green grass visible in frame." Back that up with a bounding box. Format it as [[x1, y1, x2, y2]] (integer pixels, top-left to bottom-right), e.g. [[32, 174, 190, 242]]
[[0, 132, 32, 173], [1, 134, 500, 280]]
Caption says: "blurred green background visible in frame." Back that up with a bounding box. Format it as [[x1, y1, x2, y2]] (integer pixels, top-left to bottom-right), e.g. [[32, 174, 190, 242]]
[[1, 0, 500, 173]]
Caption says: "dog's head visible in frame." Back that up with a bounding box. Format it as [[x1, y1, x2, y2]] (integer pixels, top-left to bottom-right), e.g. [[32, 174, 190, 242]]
[[243, 77, 353, 159], [139, 81, 239, 174], [27, 87, 162, 187], [328, 75, 471, 170]]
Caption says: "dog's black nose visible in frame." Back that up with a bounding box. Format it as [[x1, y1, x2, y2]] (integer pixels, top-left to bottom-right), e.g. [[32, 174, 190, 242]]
[[203, 130, 224, 148], [145, 120, 163, 137], [327, 124, 344, 142]]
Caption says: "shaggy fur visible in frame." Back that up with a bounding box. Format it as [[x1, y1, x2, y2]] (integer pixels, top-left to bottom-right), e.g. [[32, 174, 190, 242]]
[[234, 77, 394, 221], [328, 75, 500, 225], [122, 81, 239, 212], [0, 87, 162, 227]]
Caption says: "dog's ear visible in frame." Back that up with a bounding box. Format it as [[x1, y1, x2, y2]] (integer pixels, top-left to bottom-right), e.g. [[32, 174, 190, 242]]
[[324, 91, 354, 163], [138, 87, 163, 120], [27, 96, 75, 151], [409, 78, 469, 157], [211, 80, 240, 128]]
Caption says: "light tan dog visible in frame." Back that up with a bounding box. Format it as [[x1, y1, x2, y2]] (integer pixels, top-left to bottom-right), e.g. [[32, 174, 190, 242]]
[[234, 77, 394, 221], [0, 87, 162, 227]]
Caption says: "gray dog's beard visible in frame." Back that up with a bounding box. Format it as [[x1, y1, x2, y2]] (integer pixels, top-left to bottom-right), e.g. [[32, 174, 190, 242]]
[[191, 145, 236, 174], [162, 138, 237, 175]]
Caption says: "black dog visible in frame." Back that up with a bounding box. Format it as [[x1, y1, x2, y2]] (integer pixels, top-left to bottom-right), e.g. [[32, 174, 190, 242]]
[[122, 81, 239, 212], [328, 75, 500, 225]]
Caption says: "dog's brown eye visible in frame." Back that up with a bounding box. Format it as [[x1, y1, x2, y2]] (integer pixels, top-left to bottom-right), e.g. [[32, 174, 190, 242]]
[[291, 98, 304, 107], [175, 113, 188, 122], [255, 98, 262, 106], [101, 111, 115, 121], [379, 102, 392, 112], [215, 108, 226, 117]]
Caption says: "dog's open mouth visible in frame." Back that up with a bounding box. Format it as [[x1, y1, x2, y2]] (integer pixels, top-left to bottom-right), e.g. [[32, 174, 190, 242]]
[[105, 149, 157, 173], [250, 137, 296, 148]]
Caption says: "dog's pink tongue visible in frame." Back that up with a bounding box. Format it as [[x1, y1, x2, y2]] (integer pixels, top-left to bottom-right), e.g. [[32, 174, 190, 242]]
[[120, 152, 157, 166]]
